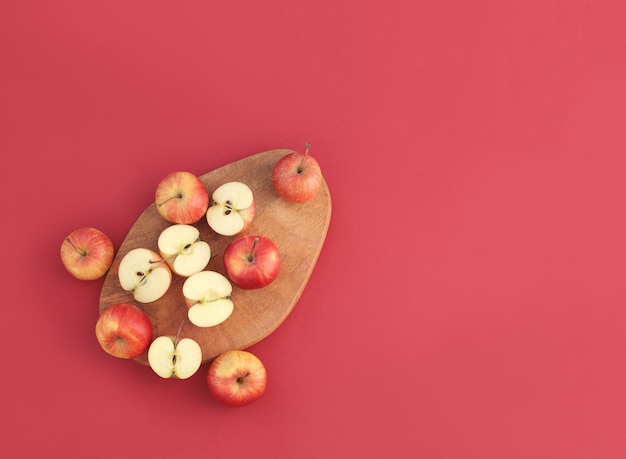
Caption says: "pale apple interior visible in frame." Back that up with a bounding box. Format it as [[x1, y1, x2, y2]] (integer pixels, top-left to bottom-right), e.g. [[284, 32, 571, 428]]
[[183, 271, 234, 327], [172, 241, 211, 276], [148, 336, 202, 379], [158, 224, 211, 276], [206, 181, 254, 236], [118, 248, 172, 303]]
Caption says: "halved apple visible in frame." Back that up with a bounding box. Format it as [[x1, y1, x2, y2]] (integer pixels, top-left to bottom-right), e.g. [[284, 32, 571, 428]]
[[118, 248, 172, 303], [182, 271, 234, 327], [157, 224, 211, 277], [206, 181, 256, 236], [148, 335, 202, 379]]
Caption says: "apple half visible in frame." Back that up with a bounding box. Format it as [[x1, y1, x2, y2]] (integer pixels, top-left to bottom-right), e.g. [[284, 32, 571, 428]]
[[148, 335, 202, 379], [157, 224, 211, 277], [118, 248, 172, 303], [206, 181, 256, 236], [182, 271, 234, 327]]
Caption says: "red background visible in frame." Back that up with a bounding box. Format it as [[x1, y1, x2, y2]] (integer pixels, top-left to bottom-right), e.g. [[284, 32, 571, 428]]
[[2, 1, 626, 458]]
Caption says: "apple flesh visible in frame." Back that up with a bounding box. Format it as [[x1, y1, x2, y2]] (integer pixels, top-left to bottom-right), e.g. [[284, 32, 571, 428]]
[[183, 271, 234, 327], [60, 227, 114, 280], [207, 350, 267, 407], [206, 181, 256, 236], [272, 143, 323, 203], [148, 335, 202, 379], [223, 235, 280, 289], [155, 171, 209, 224], [118, 248, 172, 303], [95, 303, 153, 359], [157, 224, 211, 277]]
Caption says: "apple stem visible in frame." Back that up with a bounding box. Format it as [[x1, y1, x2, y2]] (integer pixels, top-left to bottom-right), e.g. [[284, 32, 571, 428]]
[[298, 142, 311, 173], [175, 319, 185, 346], [156, 194, 182, 208], [136, 272, 148, 287], [66, 237, 87, 256], [248, 237, 259, 263], [237, 371, 251, 384]]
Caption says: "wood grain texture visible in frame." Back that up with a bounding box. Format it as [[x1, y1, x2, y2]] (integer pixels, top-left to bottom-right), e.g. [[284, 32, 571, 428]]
[[99, 149, 331, 365]]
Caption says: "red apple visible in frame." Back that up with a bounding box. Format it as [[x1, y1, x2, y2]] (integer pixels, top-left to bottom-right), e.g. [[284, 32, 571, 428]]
[[207, 350, 267, 407], [60, 227, 114, 280], [95, 303, 153, 359], [223, 235, 280, 289], [155, 171, 209, 224], [272, 143, 323, 203]]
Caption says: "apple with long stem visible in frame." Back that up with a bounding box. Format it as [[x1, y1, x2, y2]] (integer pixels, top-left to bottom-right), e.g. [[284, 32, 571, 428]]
[[95, 303, 153, 359], [155, 171, 209, 224], [223, 235, 280, 289], [182, 271, 234, 327], [157, 224, 211, 277], [60, 227, 114, 280], [148, 320, 202, 379], [207, 350, 268, 407], [118, 248, 172, 303], [272, 142, 323, 203], [206, 181, 256, 236]]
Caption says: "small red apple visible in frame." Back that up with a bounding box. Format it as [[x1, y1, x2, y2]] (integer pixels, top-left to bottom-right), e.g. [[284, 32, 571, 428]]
[[272, 143, 323, 203], [207, 350, 267, 407], [95, 303, 153, 359], [155, 171, 209, 224], [223, 235, 280, 289], [60, 227, 114, 280]]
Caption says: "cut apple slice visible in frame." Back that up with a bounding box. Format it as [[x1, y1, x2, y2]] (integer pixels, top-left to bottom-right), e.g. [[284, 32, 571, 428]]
[[183, 271, 234, 327], [148, 335, 202, 379], [206, 181, 256, 236], [118, 248, 172, 303], [157, 224, 211, 277]]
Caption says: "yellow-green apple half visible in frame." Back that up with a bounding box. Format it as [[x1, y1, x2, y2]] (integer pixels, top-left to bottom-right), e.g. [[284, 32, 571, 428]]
[[118, 248, 172, 303], [60, 227, 114, 280], [148, 335, 202, 379], [223, 235, 280, 289], [207, 350, 267, 407], [155, 171, 209, 224], [157, 224, 211, 277], [182, 271, 234, 327], [95, 303, 153, 359], [271, 143, 323, 203], [206, 181, 256, 236]]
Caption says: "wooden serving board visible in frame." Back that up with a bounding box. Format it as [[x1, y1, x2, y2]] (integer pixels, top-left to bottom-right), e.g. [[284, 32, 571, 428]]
[[99, 149, 331, 365]]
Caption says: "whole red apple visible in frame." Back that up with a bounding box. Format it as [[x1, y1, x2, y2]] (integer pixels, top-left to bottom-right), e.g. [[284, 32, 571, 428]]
[[207, 350, 267, 407], [272, 143, 323, 203], [155, 171, 209, 224], [60, 227, 114, 280], [95, 303, 153, 359], [223, 235, 280, 289]]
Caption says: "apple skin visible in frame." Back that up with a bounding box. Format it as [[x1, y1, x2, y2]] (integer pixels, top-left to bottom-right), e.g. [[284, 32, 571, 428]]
[[207, 350, 267, 407], [223, 235, 280, 289], [60, 227, 114, 280], [95, 303, 153, 359], [271, 148, 323, 203], [155, 171, 209, 224]]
